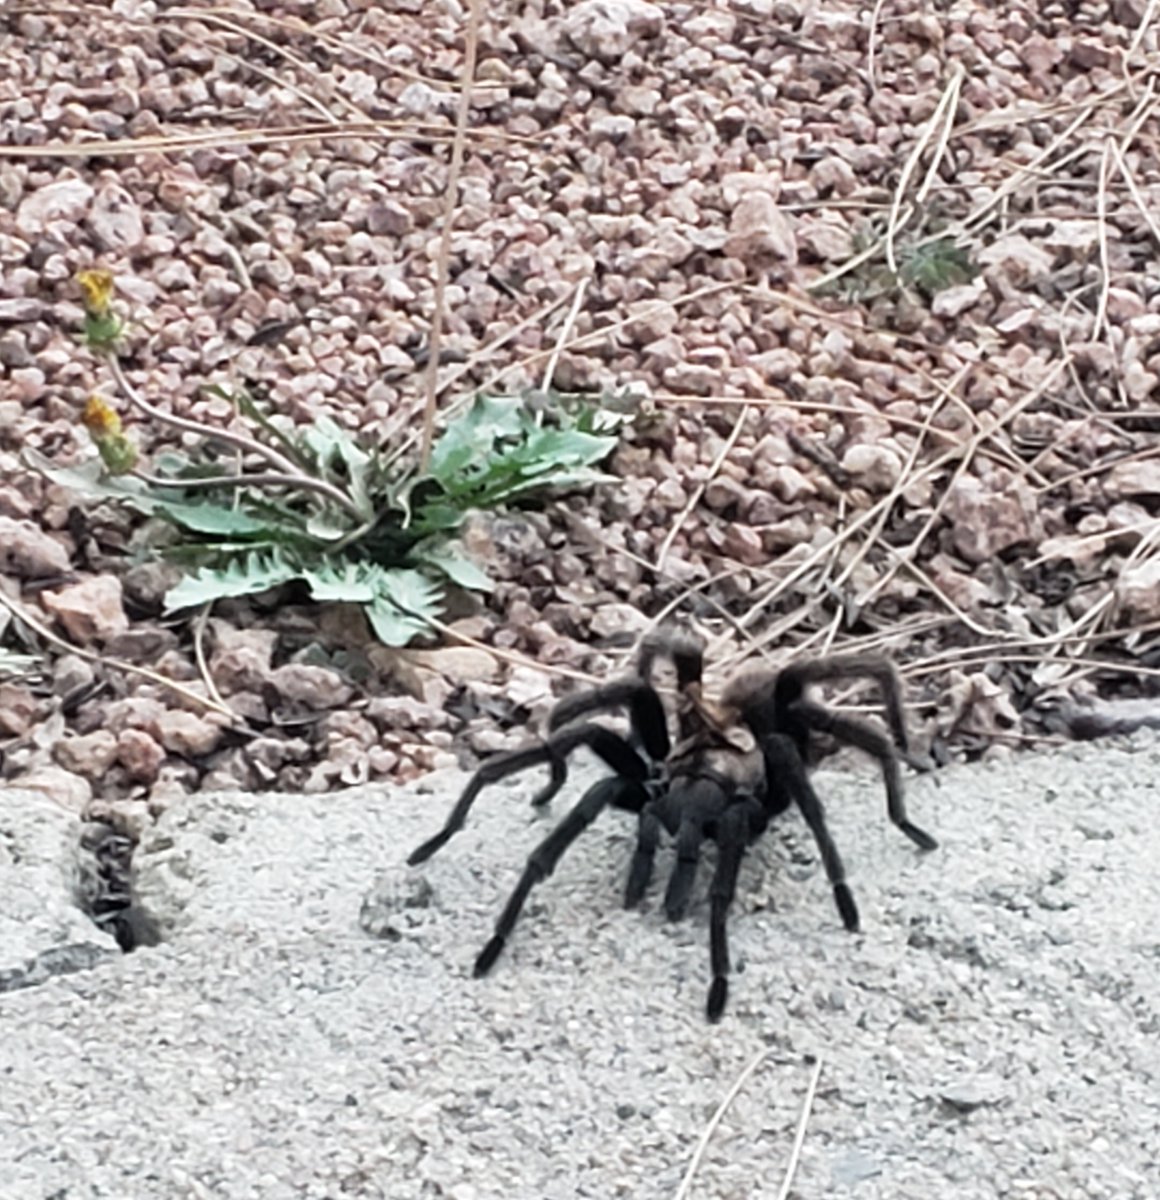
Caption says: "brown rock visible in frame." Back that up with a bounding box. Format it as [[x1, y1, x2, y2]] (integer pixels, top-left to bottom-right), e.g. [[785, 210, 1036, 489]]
[[722, 523, 765, 565], [946, 472, 1041, 564], [384, 646, 501, 708], [0, 298, 45, 322], [53, 730, 119, 779], [116, 728, 166, 784], [41, 576, 129, 643], [87, 180, 145, 252], [122, 561, 184, 610], [505, 666, 554, 712], [653, 477, 688, 510], [366, 695, 450, 731], [704, 476, 748, 512], [563, 0, 664, 63], [931, 280, 986, 317], [104, 627, 180, 662], [0, 683, 41, 736], [760, 463, 816, 503], [322, 711, 378, 749], [749, 348, 801, 381], [625, 300, 679, 344], [15, 177, 94, 234], [0, 517, 71, 579], [841, 444, 903, 491], [268, 663, 354, 709], [366, 199, 412, 236], [1105, 459, 1160, 499], [809, 157, 858, 196], [976, 234, 1055, 286], [398, 647, 500, 687], [662, 362, 719, 395], [724, 192, 797, 267], [589, 602, 649, 638], [209, 623, 279, 693], [798, 218, 853, 261], [89, 696, 168, 736], [149, 710, 224, 757], [244, 736, 313, 777]]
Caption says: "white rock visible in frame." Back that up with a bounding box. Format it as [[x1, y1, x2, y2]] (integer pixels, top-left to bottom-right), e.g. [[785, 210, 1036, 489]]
[[15, 177, 94, 234], [1116, 557, 1160, 623], [87, 181, 145, 252], [841, 443, 904, 491], [563, 0, 664, 63]]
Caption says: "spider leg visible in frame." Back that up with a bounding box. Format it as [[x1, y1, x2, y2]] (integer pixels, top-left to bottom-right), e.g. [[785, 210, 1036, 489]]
[[529, 755, 567, 808], [779, 655, 912, 753], [794, 699, 938, 851], [547, 681, 670, 761], [474, 775, 647, 976], [663, 811, 706, 921], [706, 803, 758, 1022], [625, 802, 663, 908], [760, 733, 860, 932], [407, 724, 648, 866]]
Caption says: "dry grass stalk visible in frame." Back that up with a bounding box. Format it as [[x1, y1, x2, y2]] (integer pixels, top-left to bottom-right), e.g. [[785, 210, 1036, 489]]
[[0, 589, 244, 726], [655, 404, 751, 573], [774, 1056, 824, 1200], [418, 0, 484, 472], [541, 277, 592, 392], [672, 1046, 771, 1200]]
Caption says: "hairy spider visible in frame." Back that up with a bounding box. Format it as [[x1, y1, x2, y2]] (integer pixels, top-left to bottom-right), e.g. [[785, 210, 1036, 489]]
[[407, 630, 936, 1021]]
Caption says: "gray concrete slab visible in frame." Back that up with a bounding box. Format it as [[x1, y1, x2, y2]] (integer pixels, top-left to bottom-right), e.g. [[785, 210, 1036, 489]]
[[1, 734, 1157, 1199]]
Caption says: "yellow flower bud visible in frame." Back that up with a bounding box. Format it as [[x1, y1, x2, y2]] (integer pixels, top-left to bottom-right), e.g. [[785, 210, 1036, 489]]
[[77, 268, 115, 317], [81, 395, 122, 437]]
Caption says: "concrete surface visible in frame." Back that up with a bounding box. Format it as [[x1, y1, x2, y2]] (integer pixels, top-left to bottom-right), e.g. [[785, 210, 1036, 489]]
[[1, 733, 1157, 1199]]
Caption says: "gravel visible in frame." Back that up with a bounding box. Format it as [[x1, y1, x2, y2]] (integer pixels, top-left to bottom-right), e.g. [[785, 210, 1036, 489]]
[[2, 733, 1158, 1199], [4, 1, 1160, 814]]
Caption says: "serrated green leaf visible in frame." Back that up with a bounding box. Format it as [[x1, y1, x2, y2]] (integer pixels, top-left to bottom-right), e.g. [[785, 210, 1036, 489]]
[[427, 395, 525, 485], [301, 562, 377, 604], [297, 416, 377, 517], [364, 601, 429, 646], [371, 566, 442, 614], [414, 541, 494, 592], [163, 553, 301, 612], [150, 499, 275, 537], [900, 237, 977, 298], [362, 566, 443, 646]]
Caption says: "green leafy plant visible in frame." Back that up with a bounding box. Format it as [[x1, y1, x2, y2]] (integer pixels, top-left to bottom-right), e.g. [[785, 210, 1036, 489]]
[[33, 268, 629, 646], [29, 388, 625, 645], [813, 221, 977, 305], [897, 237, 977, 299]]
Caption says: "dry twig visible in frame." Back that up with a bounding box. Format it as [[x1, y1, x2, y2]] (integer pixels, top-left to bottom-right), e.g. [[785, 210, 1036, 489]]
[[418, 0, 484, 472], [672, 1046, 771, 1200]]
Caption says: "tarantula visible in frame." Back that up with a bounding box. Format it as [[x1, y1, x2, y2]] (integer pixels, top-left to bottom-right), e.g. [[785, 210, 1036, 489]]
[[407, 630, 936, 1021]]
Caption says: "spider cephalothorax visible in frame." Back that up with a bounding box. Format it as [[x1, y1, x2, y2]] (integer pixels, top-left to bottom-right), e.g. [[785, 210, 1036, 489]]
[[407, 630, 936, 1021]]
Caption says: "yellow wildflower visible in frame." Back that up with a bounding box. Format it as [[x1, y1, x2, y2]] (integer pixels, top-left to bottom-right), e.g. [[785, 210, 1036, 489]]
[[82, 394, 122, 437], [77, 268, 123, 348], [77, 268, 115, 317], [81, 395, 138, 474]]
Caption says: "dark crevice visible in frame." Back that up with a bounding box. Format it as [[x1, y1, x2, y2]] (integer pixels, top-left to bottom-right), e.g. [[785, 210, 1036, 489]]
[[76, 817, 138, 952]]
